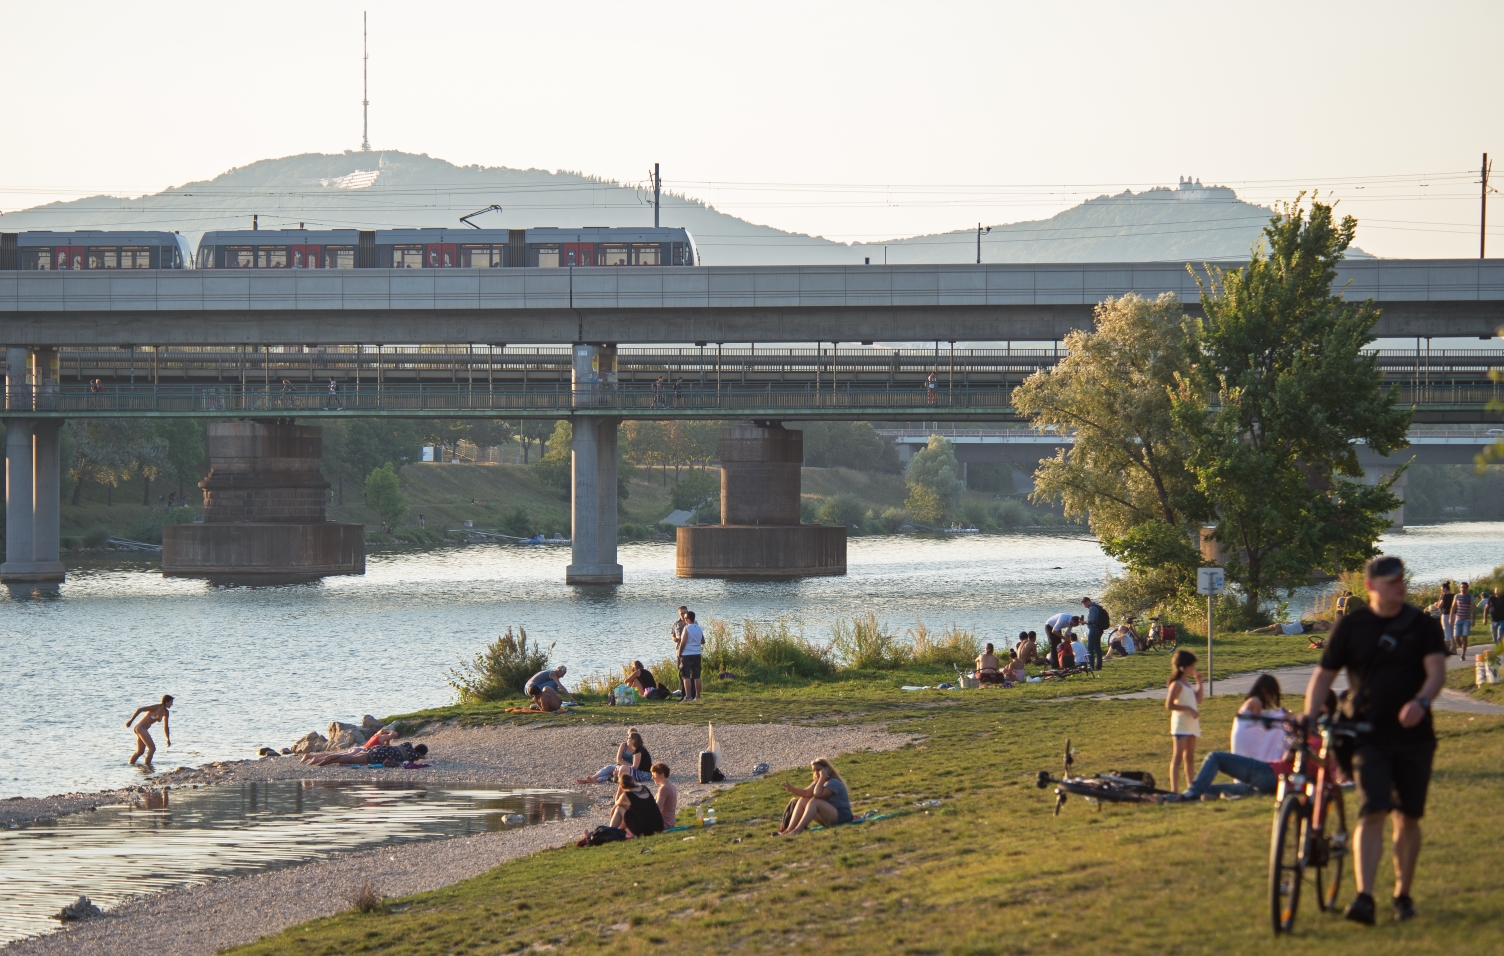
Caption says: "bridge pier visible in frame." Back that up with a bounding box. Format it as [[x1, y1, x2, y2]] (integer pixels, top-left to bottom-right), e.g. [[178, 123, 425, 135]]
[[676, 422, 846, 578], [2, 347, 64, 583], [566, 344, 623, 585], [1363, 465, 1408, 531]]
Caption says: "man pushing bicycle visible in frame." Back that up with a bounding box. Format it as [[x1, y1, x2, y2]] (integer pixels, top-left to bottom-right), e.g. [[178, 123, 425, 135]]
[[1302, 555, 1447, 925]]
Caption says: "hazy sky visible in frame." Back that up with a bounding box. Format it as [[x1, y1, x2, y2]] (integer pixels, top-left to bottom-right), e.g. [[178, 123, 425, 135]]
[[3, 1, 1500, 257]]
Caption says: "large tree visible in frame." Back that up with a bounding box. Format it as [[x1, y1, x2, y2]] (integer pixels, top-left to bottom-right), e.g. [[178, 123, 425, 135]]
[[1179, 198, 1411, 610], [1014, 293, 1209, 603]]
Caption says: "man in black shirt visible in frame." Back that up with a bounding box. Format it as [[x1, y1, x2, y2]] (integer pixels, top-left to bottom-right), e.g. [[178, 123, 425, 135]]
[[1485, 585, 1504, 646], [1304, 555, 1446, 925]]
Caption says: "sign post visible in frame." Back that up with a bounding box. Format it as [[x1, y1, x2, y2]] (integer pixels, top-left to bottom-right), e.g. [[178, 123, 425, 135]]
[[1197, 567, 1226, 696]]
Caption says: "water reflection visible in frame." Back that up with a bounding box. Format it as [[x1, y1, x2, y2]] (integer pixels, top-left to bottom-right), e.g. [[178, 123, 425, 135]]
[[0, 780, 589, 944]]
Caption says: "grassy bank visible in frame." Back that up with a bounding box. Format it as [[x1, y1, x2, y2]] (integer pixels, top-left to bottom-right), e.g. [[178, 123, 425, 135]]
[[235, 639, 1503, 955]]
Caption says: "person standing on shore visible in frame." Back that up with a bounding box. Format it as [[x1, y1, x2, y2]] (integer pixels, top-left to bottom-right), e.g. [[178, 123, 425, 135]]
[[1451, 582, 1474, 659], [677, 610, 705, 702], [1303, 554, 1446, 925], [125, 695, 173, 765], [1486, 586, 1504, 645], [1082, 596, 1109, 671], [1432, 581, 1455, 652]]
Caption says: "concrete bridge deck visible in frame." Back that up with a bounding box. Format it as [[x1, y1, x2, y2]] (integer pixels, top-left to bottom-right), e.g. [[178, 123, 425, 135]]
[[3, 259, 1502, 345]]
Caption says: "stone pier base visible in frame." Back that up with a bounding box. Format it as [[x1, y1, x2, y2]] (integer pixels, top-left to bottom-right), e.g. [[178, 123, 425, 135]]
[[675, 524, 846, 578], [163, 522, 365, 578]]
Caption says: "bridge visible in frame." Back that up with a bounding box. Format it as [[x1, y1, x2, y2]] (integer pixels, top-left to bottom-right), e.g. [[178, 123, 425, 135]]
[[2, 259, 1502, 345]]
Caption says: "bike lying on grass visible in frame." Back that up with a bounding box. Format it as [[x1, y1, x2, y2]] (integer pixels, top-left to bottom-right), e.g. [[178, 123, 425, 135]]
[[1257, 712, 1364, 935], [1034, 740, 1172, 815]]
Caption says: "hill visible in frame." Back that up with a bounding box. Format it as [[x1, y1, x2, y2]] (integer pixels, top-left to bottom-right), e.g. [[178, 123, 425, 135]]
[[0, 153, 1361, 264]]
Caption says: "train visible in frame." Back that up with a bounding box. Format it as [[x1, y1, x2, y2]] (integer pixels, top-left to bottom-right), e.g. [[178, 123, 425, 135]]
[[0, 226, 698, 270]]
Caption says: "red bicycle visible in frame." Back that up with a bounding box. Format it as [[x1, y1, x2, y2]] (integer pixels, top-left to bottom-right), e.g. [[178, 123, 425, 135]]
[[1264, 713, 1363, 934]]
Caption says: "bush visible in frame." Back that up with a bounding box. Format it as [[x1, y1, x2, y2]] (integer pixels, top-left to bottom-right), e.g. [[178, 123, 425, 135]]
[[364, 463, 408, 527], [799, 499, 819, 524], [870, 507, 908, 534], [447, 627, 553, 703], [125, 514, 165, 544], [991, 499, 1029, 529], [501, 508, 533, 538], [671, 470, 719, 512], [60, 535, 82, 551], [818, 493, 866, 528], [904, 484, 945, 526], [83, 526, 111, 548], [909, 621, 982, 668], [704, 617, 835, 681], [959, 500, 989, 529], [831, 613, 911, 670]]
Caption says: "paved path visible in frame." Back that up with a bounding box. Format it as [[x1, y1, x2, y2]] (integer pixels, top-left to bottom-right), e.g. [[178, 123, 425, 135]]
[[1097, 652, 1504, 715]]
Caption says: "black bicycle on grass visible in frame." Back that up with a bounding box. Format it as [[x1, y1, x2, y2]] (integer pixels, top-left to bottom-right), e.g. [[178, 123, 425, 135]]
[[1035, 740, 1171, 815], [1260, 712, 1365, 935]]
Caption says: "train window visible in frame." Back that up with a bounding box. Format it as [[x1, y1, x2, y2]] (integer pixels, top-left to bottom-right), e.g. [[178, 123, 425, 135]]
[[87, 247, 119, 269], [598, 244, 628, 266], [389, 245, 423, 268], [462, 244, 502, 267], [222, 246, 253, 268], [632, 243, 661, 266], [22, 249, 52, 269], [534, 246, 560, 268], [256, 247, 288, 268], [121, 247, 152, 268], [324, 246, 355, 268]]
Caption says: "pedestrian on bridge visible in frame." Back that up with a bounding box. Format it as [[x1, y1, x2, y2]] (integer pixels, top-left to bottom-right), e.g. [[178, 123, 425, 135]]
[[327, 378, 342, 409], [926, 372, 938, 406], [652, 376, 665, 408]]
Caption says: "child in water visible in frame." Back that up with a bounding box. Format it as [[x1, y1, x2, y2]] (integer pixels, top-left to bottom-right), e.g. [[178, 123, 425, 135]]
[[126, 694, 174, 765]]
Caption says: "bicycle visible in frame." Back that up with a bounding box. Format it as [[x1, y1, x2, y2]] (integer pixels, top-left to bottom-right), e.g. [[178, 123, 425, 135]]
[[1260, 712, 1364, 935], [1035, 740, 1171, 815]]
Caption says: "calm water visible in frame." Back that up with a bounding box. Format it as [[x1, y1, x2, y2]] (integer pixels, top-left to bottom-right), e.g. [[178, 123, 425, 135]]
[[0, 780, 590, 943], [2, 524, 1500, 801]]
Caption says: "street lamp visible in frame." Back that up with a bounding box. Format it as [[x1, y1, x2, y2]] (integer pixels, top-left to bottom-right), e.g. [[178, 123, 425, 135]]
[[976, 223, 991, 264]]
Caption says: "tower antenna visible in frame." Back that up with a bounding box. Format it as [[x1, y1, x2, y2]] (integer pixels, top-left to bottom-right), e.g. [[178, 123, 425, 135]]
[[361, 12, 371, 151]]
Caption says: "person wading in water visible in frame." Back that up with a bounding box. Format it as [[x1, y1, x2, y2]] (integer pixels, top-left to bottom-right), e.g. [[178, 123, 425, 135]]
[[126, 695, 174, 765]]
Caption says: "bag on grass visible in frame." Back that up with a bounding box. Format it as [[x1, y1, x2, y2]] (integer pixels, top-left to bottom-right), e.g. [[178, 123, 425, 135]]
[[580, 825, 627, 847], [780, 797, 801, 831], [700, 723, 722, 784]]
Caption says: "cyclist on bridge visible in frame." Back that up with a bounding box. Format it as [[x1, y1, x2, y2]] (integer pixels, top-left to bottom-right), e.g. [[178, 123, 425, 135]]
[[1302, 555, 1446, 926]]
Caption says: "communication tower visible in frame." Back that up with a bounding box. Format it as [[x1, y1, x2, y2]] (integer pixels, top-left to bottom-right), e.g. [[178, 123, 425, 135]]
[[361, 12, 371, 152]]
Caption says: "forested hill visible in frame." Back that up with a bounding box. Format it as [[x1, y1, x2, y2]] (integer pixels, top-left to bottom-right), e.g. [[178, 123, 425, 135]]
[[0, 153, 1365, 264]]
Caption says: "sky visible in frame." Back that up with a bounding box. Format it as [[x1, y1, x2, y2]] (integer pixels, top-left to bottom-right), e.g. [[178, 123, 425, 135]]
[[2, 0, 1501, 257]]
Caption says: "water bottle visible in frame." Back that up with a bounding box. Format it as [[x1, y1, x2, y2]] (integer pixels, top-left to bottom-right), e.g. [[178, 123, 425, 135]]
[[705, 806, 717, 826]]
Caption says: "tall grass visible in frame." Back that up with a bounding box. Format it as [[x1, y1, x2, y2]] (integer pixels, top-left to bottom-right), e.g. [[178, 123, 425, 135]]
[[705, 617, 835, 680], [448, 627, 553, 703], [831, 614, 910, 669], [909, 621, 983, 668]]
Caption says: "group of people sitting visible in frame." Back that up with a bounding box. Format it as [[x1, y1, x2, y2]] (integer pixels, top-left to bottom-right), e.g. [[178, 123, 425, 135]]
[[575, 728, 679, 840], [299, 725, 430, 767]]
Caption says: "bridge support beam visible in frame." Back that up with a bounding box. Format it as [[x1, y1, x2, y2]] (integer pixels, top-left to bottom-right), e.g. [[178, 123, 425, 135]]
[[566, 344, 623, 585], [3, 347, 65, 583], [676, 422, 846, 578]]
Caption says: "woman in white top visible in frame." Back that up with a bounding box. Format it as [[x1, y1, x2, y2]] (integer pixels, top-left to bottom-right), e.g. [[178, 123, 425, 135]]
[[1229, 674, 1287, 762], [1164, 649, 1204, 793]]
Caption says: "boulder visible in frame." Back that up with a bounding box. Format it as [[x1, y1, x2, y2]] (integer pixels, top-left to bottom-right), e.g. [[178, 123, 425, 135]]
[[360, 715, 384, 735], [326, 721, 364, 750], [290, 731, 327, 755], [257, 747, 279, 758], [55, 896, 102, 922]]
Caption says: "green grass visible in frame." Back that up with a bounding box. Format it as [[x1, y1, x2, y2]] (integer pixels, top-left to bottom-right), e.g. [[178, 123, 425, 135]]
[[234, 679, 1503, 955]]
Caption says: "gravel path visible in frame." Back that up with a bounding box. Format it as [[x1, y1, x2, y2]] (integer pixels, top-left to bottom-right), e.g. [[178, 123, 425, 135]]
[[2, 721, 908, 956]]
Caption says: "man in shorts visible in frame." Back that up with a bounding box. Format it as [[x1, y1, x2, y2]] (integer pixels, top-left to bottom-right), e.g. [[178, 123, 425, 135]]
[[1450, 581, 1474, 658], [676, 610, 705, 702], [1303, 555, 1446, 925], [1486, 586, 1504, 645]]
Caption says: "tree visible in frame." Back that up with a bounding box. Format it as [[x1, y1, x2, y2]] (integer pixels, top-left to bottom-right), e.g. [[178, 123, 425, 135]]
[[324, 419, 424, 506], [67, 419, 168, 506], [672, 470, 719, 513], [1179, 197, 1411, 611], [465, 419, 513, 455], [534, 420, 629, 501], [517, 420, 554, 464], [1014, 293, 1209, 604], [363, 463, 408, 527], [904, 436, 961, 523], [799, 422, 900, 472], [154, 419, 208, 501]]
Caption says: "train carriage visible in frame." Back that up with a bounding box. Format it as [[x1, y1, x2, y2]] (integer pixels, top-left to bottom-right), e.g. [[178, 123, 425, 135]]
[[0, 231, 193, 270], [195, 226, 699, 269]]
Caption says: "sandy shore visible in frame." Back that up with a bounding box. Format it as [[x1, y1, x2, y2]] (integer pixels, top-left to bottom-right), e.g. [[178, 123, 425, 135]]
[[2, 719, 909, 956]]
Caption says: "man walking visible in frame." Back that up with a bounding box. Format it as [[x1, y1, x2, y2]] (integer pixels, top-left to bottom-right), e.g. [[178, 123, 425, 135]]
[[1303, 555, 1446, 925], [676, 610, 705, 702], [327, 378, 342, 409], [1082, 596, 1109, 671], [1435, 580, 1455, 652], [1486, 586, 1504, 645], [1451, 581, 1475, 659]]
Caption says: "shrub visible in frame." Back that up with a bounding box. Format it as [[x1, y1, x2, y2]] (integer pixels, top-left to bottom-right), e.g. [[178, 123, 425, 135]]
[[831, 613, 911, 670], [959, 500, 989, 529], [818, 493, 866, 528], [60, 535, 82, 551], [347, 879, 386, 914], [991, 499, 1029, 529], [501, 507, 533, 538], [363, 463, 408, 527], [904, 484, 945, 526], [83, 526, 111, 548], [671, 470, 719, 512], [910, 621, 982, 668], [871, 507, 908, 533], [799, 499, 819, 524], [448, 627, 553, 703]]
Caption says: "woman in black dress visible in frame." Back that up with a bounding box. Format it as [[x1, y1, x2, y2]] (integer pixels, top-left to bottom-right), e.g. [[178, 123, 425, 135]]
[[609, 772, 665, 836]]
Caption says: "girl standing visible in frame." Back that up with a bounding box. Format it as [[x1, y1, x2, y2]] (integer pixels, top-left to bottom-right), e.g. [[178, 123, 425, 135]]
[[1165, 650, 1202, 792]]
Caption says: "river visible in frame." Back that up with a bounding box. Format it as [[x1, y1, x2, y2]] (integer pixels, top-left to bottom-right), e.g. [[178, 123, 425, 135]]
[[3, 523, 1500, 800]]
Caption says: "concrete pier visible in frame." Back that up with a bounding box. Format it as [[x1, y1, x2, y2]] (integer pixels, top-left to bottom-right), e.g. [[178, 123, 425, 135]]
[[677, 422, 847, 578], [2, 347, 65, 583], [162, 420, 364, 579], [566, 344, 623, 584]]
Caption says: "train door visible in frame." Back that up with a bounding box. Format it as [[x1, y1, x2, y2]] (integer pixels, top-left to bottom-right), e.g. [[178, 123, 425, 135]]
[[563, 243, 594, 267], [55, 246, 85, 270], [426, 243, 457, 268], [289, 245, 322, 268]]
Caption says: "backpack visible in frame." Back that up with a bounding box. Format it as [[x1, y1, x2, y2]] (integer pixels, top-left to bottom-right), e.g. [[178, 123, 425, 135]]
[[1094, 604, 1110, 630], [578, 825, 627, 847]]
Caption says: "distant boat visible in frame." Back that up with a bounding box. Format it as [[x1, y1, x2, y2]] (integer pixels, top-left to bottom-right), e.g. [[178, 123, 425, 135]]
[[943, 525, 980, 534], [527, 533, 571, 545]]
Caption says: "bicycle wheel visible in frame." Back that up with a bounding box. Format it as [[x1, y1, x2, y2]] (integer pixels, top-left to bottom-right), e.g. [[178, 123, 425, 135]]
[[1269, 794, 1307, 934], [1315, 787, 1348, 913]]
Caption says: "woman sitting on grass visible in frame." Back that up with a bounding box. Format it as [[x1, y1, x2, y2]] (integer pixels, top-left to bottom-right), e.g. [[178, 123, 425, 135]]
[[609, 768, 666, 837], [1001, 650, 1028, 684], [779, 757, 854, 835], [577, 728, 654, 784], [625, 661, 670, 700]]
